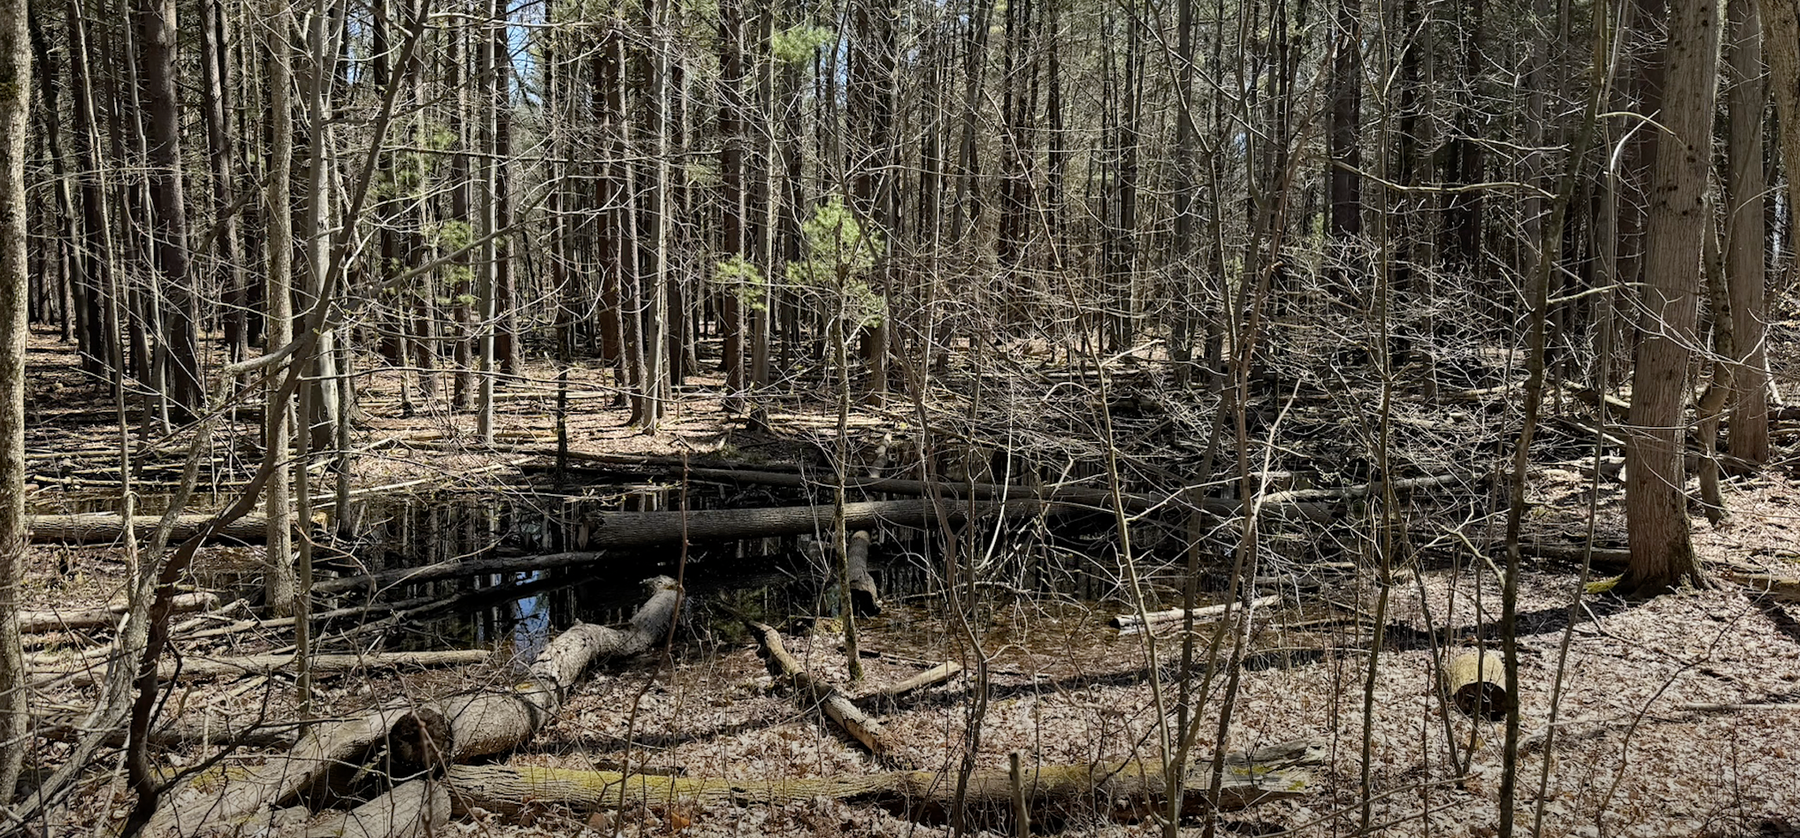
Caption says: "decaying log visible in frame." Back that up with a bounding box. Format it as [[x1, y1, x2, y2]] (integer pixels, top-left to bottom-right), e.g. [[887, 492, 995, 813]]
[[38, 650, 491, 687], [866, 662, 962, 702], [746, 620, 893, 760], [441, 739, 1322, 827], [317, 500, 1043, 595], [845, 530, 882, 617], [1716, 569, 1800, 603], [20, 592, 219, 633], [304, 779, 451, 838], [1109, 595, 1279, 630], [145, 578, 681, 838], [1445, 650, 1508, 720], [28, 512, 279, 544]]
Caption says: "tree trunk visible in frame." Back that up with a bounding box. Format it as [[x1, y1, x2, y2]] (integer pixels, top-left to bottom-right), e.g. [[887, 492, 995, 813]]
[[1726, 0, 1770, 466], [1623, 0, 1720, 594], [0, 0, 29, 798], [1757, 0, 1800, 283], [136, 0, 202, 410], [263, 0, 297, 617], [201, 0, 247, 363]]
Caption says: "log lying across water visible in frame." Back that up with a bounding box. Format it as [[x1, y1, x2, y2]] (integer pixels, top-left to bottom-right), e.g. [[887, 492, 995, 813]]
[[145, 578, 681, 838], [316, 500, 1045, 595], [540, 449, 1468, 520], [442, 739, 1322, 827]]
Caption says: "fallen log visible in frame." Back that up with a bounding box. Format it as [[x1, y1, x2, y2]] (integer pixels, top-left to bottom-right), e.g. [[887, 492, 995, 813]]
[[316, 500, 1044, 595], [1109, 595, 1280, 631], [304, 778, 450, 838], [866, 662, 962, 701], [845, 530, 882, 617], [441, 739, 1321, 827], [20, 592, 219, 634], [38, 650, 491, 687], [746, 620, 893, 761], [144, 578, 680, 838], [29, 512, 276, 544], [535, 450, 1467, 521]]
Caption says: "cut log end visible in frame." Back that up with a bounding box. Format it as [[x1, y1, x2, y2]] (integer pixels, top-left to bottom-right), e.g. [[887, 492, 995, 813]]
[[1446, 650, 1509, 721]]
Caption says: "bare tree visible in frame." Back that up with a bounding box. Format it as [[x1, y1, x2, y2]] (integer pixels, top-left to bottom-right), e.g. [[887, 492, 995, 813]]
[[0, 0, 28, 801], [1622, 0, 1721, 594]]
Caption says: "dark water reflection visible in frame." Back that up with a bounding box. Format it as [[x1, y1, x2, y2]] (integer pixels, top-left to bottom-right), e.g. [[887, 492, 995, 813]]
[[328, 481, 1222, 662]]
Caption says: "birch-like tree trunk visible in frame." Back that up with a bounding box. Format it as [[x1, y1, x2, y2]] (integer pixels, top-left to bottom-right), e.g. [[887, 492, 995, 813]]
[[0, 0, 30, 800]]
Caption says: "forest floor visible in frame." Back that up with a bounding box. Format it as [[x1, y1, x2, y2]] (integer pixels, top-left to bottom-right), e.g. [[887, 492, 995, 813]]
[[16, 326, 1800, 837]]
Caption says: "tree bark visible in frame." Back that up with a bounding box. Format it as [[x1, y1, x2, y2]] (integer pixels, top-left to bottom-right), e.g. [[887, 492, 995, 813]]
[[845, 529, 881, 617], [0, 0, 29, 798], [1622, 0, 1720, 594], [135, 0, 202, 410], [1757, 0, 1800, 283], [1727, 0, 1770, 466], [264, 0, 298, 618]]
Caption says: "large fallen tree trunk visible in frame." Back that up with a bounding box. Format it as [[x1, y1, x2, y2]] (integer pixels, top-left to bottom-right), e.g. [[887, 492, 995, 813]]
[[20, 592, 218, 633], [28, 512, 278, 544], [317, 500, 1044, 595], [441, 739, 1322, 827], [747, 620, 894, 762], [144, 578, 680, 838], [37, 650, 490, 687], [535, 449, 1466, 521]]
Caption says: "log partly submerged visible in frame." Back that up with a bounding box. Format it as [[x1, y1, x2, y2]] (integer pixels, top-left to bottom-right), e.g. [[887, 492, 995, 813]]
[[316, 500, 1043, 595], [442, 739, 1322, 828], [144, 578, 681, 838]]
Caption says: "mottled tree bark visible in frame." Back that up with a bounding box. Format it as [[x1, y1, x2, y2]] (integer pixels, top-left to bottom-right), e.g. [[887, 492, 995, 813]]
[[1623, 0, 1720, 594], [0, 0, 30, 799]]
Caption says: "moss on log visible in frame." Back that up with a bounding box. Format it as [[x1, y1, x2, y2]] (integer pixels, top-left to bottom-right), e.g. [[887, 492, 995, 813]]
[[442, 740, 1320, 827]]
